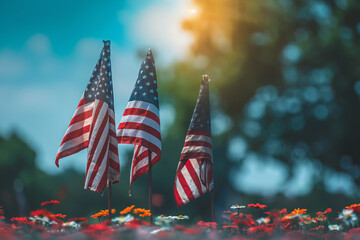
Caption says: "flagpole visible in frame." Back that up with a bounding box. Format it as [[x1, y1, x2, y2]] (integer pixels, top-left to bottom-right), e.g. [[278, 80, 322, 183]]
[[148, 149, 153, 225], [108, 182, 112, 223], [211, 188, 214, 222]]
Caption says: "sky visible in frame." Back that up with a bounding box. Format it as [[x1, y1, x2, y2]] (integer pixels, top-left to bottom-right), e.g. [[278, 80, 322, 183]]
[[0, 0, 194, 174], [0, 0, 356, 198]]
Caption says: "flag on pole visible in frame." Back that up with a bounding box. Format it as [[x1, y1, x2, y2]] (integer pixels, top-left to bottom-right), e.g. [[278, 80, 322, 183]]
[[174, 75, 213, 207], [55, 40, 120, 194], [117, 49, 161, 193]]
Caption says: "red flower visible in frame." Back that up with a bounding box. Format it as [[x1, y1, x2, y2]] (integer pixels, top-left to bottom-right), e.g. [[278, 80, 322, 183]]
[[280, 208, 287, 214], [50, 214, 66, 219], [324, 208, 332, 214], [183, 228, 202, 234], [223, 225, 238, 229], [30, 209, 52, 217], [229, 213, 255, 227], [124, 219, 149, 229], [248, 203, 267, 209], [248, 225, 274, 234], [10, 217, 34, 225], [197, 221, 217, 229], [41, 200, 60, 206]]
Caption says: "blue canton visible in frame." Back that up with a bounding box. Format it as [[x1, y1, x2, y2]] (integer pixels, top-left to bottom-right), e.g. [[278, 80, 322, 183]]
[[84, 40, 114, 110], [129, 49, 159, 109], [189, 76, 211, 132]]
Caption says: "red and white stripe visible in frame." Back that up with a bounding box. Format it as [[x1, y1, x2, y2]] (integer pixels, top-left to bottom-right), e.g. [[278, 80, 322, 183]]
[[56, 97, 120, 194], [174, 130, 213, 207], [55, 97, 93, 162], [117, 100, 161, 191]]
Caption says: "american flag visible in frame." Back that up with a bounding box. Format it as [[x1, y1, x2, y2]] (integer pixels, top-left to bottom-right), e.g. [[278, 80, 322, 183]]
[[117, 49, 161, 192], [55, 40, 120, 194], [174, 75, 213, 207]]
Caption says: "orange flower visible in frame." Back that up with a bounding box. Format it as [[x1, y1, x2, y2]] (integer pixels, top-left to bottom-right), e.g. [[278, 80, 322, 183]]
[[120, 205, 135, 215], [289, 208, 307, 216], [133, 208, 151, 215], [91, 209, 116, 219], [50, 214, 67, 218], [91, 213, 102, 219]]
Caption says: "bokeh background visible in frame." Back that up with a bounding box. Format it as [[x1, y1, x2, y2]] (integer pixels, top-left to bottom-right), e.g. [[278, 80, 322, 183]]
[[1, 0, 360, 222]]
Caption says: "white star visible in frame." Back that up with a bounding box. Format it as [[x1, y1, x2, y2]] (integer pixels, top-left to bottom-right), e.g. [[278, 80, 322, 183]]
[[99, 84, 102, 87], [102, 89, 105, 93], [139, 86, 143, 89], [143, 75, 147, 79], [134, 92, 137, 95], [102, 65, 106, 68], [88, 94, 92, 98], [146, 82, 150, 86], [145, 65, 149, 69], [92, 88, 95, 91], [106, 95, 109, 98], [137, 80, 140, 84], [143, 92, 147, 96], [154, 96, 157, 100], [140, 70, 143, 74], [102, 78, 105, 81], [150, 89, 154, 93], [149, 72, 154, 76], [153, 80, 157, 83], [147, 55, 151, 59]]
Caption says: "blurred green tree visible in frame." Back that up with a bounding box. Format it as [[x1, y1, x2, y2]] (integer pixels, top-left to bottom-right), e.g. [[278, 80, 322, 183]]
[[157, 0, 360, 213]]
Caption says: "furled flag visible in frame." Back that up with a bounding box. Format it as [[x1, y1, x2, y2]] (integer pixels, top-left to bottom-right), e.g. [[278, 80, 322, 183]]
[[174, 75, 213, 207], [117, 49, 161, 193], [55, 40, 120, 194]]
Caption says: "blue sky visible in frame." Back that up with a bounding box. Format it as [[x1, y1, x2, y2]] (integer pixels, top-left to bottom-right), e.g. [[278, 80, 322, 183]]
[[0, 0, 356, 198], [0, 0, 193, 174]]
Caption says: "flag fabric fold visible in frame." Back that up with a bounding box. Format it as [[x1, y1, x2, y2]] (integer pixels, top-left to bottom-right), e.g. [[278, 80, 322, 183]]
[[174, 75, 213, 207], [117, 49, 161, 193], [55, 40, 120, 194]]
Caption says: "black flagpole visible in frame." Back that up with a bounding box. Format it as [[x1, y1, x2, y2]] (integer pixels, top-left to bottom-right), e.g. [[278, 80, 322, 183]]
[[108, 182, 112, 223], [148, 149, 153, 225]]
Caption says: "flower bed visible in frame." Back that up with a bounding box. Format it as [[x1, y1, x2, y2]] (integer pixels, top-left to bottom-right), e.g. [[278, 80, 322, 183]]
[[1, 202, 360, 239]]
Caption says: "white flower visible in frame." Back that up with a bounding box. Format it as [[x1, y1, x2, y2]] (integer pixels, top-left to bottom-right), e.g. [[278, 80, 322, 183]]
[[230, 204, 246, 209], [112, 214, 134, 224], [256, 217, 270, 225], [339, 209, 358, 227], [171, 215, 189, 220], [62, 221, 79, 228], [328, 224, 341, 231]]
